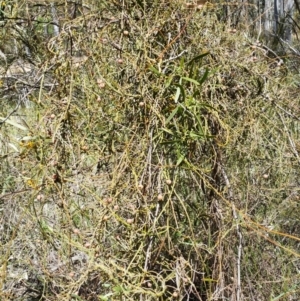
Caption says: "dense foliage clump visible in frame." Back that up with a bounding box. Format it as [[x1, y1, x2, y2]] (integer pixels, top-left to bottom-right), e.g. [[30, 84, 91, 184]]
[[0, 1, 299, 300]]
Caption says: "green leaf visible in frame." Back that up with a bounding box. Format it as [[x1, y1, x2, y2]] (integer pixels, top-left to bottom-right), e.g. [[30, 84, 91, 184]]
[[102, 283, 111, 288], [181, 77, 200, 85], [20, 135, 36, 141], [202, 278, 218, 282], [176, 153, 185, 166], [148, 65, 161, 76], [161, 127, 174, 135], [271, 293, 287, 301], [198, 68, 209, 84], [0, 117, 28, 131], [187, 52, 210, 65], [165, 106, 179, 125], [165, 74, 174, 88], [113, 285, 127, 293], [174, 86, 181, 103], [173, 83, 185, 103], [8, 143, 19, 152], [189, 131, 204, 140]]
